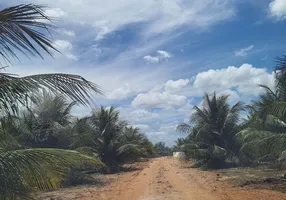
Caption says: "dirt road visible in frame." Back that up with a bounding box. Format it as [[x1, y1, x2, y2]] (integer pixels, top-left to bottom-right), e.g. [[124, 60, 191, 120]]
[[40, 157, 286, 200]]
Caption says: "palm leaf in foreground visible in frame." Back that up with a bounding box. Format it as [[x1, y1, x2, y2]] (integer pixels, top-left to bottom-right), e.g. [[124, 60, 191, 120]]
[[237, 128, 286, 158], [0, 73, 103, 114], [0, 148, 104, 200], [0, 4, 56, 62]]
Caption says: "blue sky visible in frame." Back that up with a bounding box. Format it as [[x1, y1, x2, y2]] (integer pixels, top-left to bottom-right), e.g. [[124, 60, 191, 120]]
[[2, 0, 286, 146]]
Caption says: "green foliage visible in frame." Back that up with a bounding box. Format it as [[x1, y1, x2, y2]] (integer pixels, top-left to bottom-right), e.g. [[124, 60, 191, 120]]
[[0, 4, 56, 62], [8, 91, 77, 148], [154, 142, 171, 156], [176, 93, 244, 168], [0, 148, 104, 199], [0, 93, 154, 198], [236, 55, 286, 166], [0, 3, 105, 199], [55, 106, 154, 173]]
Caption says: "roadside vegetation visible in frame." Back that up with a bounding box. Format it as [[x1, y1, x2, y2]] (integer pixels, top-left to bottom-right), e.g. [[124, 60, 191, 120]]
[[175, 57, 286, 170], [0, 4, 154, 199], [1, 3, 286, 199]]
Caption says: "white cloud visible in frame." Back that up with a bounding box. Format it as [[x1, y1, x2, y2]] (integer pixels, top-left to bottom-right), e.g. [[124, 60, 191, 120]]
[[157, 50, 172, 58], [165, 79, 189, 92], [45, 8, 67, 18], [53, 40, 72, 51], [269, 0, 286, 20], [159, 123, 177, 132], [193, 63, 274, 96], [65, 54, 78, 60], [53, 40, 78, 60], [20, 0, 236, 40], [60, 29, 75, 37], [72, 105, 92, 117], [235, 45, 254, 57], [133, 124, 150, 131], [107, 84, 132, 100], [129, 109, 160, 122], [94, 21, 112, 40], [218, 89, 240, 103], [143, 50, 172, 63], [143, 55, 160, 63], [132, 91, 187, 109]]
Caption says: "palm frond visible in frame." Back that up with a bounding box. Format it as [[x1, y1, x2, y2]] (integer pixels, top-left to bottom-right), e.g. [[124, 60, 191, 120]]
[[176, 123, 192, 134], [211, 145, 227, 159], [0, 4, 57, 62], [236, 128, 275, 144], [0, 73, 103, 114], [240, 133, 286, 158], [0, 148, 104, 199], [265, 101, 286, 120], [258, 84, 277, 98], [117, 144, 141, 155]]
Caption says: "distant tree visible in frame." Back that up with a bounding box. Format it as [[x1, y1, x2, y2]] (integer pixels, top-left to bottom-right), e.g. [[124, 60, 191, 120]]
[[154, 142, 171, 156]]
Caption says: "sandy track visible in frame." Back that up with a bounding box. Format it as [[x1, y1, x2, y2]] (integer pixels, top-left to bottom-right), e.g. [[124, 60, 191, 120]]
[[40, 157, 286, 200]]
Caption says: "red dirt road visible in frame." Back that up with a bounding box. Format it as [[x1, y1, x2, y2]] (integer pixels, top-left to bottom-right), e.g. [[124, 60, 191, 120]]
[[40, 157, 286, 200]]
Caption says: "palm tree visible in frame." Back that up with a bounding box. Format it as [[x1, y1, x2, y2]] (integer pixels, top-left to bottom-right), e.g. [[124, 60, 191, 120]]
[[0, 4, 103, 199], [177, 93, 244, 168], [237, 57, 286, 164], [179, 93, 243, 150], [119, 126, 153, 159], [70, 107, 152, 172], [86, 106, 133, 172], [154, 142, 171, 156], [10, 91, 77, 148]]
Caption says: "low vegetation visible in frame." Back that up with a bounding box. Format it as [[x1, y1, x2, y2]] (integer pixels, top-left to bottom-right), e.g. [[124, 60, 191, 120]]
[[0, 91, 155, 199]]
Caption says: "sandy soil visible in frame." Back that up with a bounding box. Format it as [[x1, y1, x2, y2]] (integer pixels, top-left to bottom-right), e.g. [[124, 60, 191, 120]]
[[39, 157, 286, 200]]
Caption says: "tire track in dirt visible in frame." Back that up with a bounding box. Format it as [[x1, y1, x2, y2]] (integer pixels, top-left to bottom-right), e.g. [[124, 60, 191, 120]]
[[109, 157, 286, 200], [39, 157, 286, 200]]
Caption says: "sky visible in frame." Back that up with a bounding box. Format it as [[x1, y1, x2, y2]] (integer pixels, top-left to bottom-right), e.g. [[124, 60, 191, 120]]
[[1, 0, 286, 146]]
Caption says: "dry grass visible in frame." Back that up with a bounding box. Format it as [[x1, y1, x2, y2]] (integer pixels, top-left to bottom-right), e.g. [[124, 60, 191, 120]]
[[217, 167, 286, 193]]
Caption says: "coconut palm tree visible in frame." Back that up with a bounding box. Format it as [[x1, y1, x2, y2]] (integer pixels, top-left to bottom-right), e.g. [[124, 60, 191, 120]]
[[0, 4, 103, 199], [10, 91, 78, 148], [177, 93, 244, 168], [119, 126, 153, 159], [178, 93, 243, 151], [70, 107, 152, 172], [86, 106, 136, 172], [237, 57, 286, 164], [237, 99, 286, 165]]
